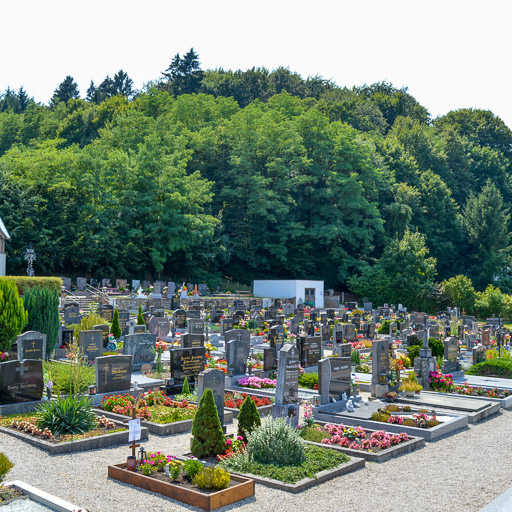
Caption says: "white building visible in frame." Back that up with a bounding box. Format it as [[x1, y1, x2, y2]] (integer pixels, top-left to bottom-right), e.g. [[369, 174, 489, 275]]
[[0, 217, 9, 276], [252, 280, 324, 308]]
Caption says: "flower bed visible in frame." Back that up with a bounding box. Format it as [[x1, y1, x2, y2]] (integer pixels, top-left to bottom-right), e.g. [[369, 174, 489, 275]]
[[108, 454, 254, 511], [224, 392, 272, 409], [371, 405, 441, 428], [298, 423, 424, 462], [237, 376, 276, 389], [96, 389, 202, 436]]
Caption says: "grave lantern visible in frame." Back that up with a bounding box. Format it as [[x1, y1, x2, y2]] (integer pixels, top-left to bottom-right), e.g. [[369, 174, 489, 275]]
[[88, 385, 96, 395], [138, 447, 147, 467], [287, 405, 297, 418]]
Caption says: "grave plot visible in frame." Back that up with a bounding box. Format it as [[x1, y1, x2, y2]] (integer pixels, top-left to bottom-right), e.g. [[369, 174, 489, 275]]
[[223, 391, 273, 418], [0, 395, 148, 454]]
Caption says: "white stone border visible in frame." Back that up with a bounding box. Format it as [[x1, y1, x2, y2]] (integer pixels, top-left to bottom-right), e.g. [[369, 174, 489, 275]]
[[5, 480, 86, 511]]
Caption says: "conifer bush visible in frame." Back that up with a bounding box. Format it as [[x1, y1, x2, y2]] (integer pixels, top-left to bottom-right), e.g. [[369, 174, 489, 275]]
[[0, 278, 28, 352], [137, 304, 145, 325], [190, 388, 226, 458], [110, 308, 122, 339], [182, 376, 190, 395], [0, 453, 14, 484], [237, 395, 261, 442], [24, 285, 60, 356]]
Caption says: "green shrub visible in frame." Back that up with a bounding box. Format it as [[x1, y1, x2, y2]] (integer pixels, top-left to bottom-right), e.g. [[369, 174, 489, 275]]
[[378, 319, 392, 334], [298, 372, 318, 389], [0, 278, 28, 352], [2, 276, 62, 295], [467, 358, 512, 378], [237, 396, 261, 442], [36, 395, 97, 435], [0, 453, 14, 484], [110, 308, 122, 339], [183, 459, 204, 479], [371, 410, 391, 422], [43, 359, 95, 395], [407, 345, 420, 363], [24, 286, 60, 357], [351, 349, 360, 366], [182, 376, 190, 395], [248, 418, 306, 466], [428, 337, 444, 359], [72, 312, 104, 342], [193, 467, 230, 490], [190, 389, 226, 458], [137, 305, 145, 325], [299, 426, 328, 443]]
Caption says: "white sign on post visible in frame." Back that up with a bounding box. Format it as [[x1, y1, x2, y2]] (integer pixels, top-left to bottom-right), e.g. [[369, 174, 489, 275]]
[[128, 418, 141, 442]]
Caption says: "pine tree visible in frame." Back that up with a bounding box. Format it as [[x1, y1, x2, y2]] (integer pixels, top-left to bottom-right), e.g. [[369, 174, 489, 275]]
[[23, 286, 59, 357], [237, 396, 261, 442], [0, 279, 28, 352], [110, 308, 122, 339], [137, 304, 145, 325], [182, 376, 190, 395], [191, 388, 226, 458], [51, 76, 80, 105]]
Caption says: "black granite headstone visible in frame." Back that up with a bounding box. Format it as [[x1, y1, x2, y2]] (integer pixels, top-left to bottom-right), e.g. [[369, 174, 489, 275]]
[[95, 355, 133, 394], [0, 359, 43, 404]]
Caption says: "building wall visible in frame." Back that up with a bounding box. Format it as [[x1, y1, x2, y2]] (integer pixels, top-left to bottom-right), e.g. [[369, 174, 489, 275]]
[[0, 253, 5, 276], [253, 279, 324, 308]]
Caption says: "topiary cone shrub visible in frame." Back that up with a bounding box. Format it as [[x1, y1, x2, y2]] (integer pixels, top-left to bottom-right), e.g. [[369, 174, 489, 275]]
[[137, 305, 145, 325], [237, 396, 261, 442], [0, 278, 28, 352], [191, 388, 226, 458], [110, 308, 122, 339], [182, 376, 190, 395]]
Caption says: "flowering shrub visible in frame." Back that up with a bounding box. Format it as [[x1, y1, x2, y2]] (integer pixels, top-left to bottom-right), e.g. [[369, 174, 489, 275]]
[[452, 385, 512, 398], [237, 376, 276, 389], [217, 436, 246, 461], [387, 415, 404, 425], [10, 419, 53, 439], [0, 352, 9, 361], [429, 371, 454, 392]]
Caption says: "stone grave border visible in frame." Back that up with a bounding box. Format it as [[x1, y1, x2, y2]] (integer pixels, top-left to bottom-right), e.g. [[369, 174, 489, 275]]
[[93, 407, 234, 436], [424, 390, 512, 410], [302, 420, 425, 462], [312, 407, 468, 442], [0, 418, 148, 455]]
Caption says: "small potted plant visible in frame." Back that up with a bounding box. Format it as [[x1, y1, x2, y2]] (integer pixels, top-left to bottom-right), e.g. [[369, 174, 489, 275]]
[[399, 380, 422, 397]]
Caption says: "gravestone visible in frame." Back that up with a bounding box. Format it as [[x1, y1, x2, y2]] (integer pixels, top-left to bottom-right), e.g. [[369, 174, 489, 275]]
[[283, 304, 294, 316], [371, 339, 390, 398], [481, 329, 491, 346], [187, 309, 201, 320], [64, 305, 80, 325], [149, 317, 170, 339], [60, 277, 72, 290], [79, 330, 103, 361], [123, 333, 157, 371], [234, 299, 245, 310], [118, 311, 130, 336], [443, 336, 460, 372], [343, 323, 357, 342], [77, 277, 87, 291], [132, 279, 140, 291], [233, 310, 245, 325], [318, 357, 351, 404], [116, 279, 128, 290], [60, 328, 73, 347], [99, 304, 114, 322], [167, 282, 176, 297], [333, 324, 344, 344], [101, 278, 111, 288], [226, 337, 250, 376], [134, 325, 146, 334], [263, 347, 276, 371], [337, 343, 352, 358], [181, 333, 205, 348], [413, 329, 437, 391], [268, 325, 286, 351], [273, 344, 300, 426], [364, 302, 373, 312], [211, 309, 222, 323], [220, 317, 234, 335], [0, 359, 44, 404], [93, 324, 110, 347], [297, 336, 321, 367], [17, 331, 46, 361], [198, 284, 208, 295], [197, 368, 225, 426], [189, 319, 205, 335], [95, 355, 133, 394], [170, 347, 206, 380], [174, 309, 187, 329], [473, 345, 487, 365]]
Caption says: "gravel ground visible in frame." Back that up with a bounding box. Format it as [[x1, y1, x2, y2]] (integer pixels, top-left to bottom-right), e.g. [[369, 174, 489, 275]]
[[2, 410, 511, 512]]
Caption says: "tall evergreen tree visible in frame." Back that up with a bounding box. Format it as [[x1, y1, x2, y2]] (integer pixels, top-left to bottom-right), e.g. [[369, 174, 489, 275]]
[[0, 279, 28, 352], [51, 76, 80, 105], [162, 48, 203, 95]]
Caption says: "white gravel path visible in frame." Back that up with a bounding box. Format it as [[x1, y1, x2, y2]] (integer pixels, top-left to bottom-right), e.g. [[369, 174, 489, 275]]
[[2, 411, 512, 512]]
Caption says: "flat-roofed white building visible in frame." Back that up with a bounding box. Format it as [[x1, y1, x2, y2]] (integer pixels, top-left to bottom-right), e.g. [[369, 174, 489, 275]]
[[253, 279, 324, 308], [0, 217, 9, 276]]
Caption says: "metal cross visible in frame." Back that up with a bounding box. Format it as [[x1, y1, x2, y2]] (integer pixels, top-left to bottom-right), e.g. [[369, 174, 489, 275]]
[[23, 243, 37, 276]]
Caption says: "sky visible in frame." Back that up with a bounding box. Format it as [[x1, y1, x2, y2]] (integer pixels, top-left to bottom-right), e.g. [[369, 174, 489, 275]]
[[1, 0, 512, 127]]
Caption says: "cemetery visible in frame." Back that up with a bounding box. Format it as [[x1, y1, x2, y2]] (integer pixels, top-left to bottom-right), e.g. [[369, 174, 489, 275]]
[[2, 276, 512, 509]]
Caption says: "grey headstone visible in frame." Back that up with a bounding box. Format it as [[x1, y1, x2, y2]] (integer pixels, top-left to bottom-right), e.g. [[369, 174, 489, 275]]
[[123, 333, 157, 371], [197, 368, 225, 426], [275, 344, 299, 406], [64, 305, 80, 325], [79, 330, 103, 361], [17, 331, 46, 361], [318, 357, 351, 404]]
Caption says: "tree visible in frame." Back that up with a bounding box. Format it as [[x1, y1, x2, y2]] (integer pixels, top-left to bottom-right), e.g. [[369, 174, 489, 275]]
[[441, 275, 477, 313], [182, 376, 190, 395], [475, 285, 507, 319], [190, 388, 226, 458], [162, 48, 203, 95], [23, 286, 60, 357], [0, 278, 28, 352], [237, 396, 261, 442], [110, 308, 122, 339], [463, 179, 511, 289], [51, 76, 80, 105], [137, 304, 145, 325], [349, 229, 437, 311]]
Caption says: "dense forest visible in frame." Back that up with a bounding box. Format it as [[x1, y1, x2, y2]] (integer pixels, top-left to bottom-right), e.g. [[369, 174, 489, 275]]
[[1, 49, 511, 310]]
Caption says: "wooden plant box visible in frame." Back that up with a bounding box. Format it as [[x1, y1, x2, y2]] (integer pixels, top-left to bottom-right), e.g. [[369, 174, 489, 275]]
[[108, 463, 254, 511]]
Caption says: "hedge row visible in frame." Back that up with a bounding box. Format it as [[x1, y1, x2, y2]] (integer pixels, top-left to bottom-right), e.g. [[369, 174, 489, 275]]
[[0, 276, 63, 295], [466, 358, 512, 378]]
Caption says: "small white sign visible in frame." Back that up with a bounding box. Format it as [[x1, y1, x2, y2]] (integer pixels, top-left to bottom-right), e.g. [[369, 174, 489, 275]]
[[128, 418, 141, 442]]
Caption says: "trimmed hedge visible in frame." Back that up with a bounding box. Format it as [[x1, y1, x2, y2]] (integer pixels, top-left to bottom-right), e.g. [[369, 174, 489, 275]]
[[466, 358, 512, 378], [2, 276, 62, 295]]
